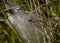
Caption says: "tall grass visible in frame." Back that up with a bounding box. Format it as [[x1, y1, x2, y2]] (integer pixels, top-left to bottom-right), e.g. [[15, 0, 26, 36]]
[[0, 0, 60, 43]]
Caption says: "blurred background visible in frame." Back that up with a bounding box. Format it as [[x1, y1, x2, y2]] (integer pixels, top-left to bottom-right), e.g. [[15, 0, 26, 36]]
[[0, 0, 60, 43]]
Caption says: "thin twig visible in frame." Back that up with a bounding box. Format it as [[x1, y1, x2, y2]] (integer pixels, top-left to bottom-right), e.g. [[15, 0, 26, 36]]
[[25, 0, 58, 14], [0, 0, 58, 14]]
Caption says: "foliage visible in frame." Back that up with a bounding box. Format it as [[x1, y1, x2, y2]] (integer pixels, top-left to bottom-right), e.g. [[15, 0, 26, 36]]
[[0, 0, 60, 43]]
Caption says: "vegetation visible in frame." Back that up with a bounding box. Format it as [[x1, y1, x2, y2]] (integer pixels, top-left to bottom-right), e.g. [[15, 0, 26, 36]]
[[0, 0, 60, 43]]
